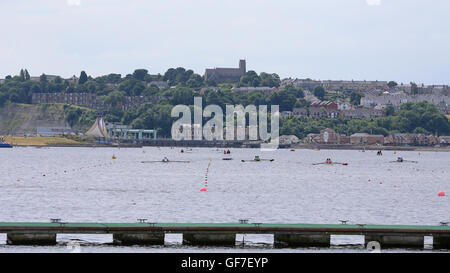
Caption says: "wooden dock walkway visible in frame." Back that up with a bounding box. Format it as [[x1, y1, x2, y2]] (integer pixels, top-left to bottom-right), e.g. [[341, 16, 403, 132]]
[[1, 222, 449, 249]]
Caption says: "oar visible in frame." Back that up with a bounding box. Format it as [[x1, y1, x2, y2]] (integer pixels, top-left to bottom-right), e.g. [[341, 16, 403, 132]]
[[241, 159, 274, 162]]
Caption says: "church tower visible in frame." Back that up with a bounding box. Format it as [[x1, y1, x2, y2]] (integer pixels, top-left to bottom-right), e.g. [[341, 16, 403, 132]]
[[239, 59, 246, 74]]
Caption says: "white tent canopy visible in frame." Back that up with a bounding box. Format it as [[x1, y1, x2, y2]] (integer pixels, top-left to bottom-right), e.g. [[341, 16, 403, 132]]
[[86, 117, 109, 138]]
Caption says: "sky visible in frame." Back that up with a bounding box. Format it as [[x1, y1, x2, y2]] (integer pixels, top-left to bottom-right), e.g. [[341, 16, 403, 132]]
[[0, 0, 449, 85]]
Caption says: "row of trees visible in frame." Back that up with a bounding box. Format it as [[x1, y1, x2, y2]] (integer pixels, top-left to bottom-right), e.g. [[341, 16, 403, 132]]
[[0, 68, 282, 106]]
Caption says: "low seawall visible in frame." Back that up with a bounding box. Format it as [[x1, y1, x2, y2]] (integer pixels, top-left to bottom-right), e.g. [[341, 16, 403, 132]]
[[1, 222, 449, 249]]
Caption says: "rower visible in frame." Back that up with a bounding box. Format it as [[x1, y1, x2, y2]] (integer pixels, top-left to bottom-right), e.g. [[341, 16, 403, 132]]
[[254, 155, 261, 161], [181, 149, 184, 153], [397, 157, 403, 162], [162, 157, 169, 162], [326, 158, 332, 164]]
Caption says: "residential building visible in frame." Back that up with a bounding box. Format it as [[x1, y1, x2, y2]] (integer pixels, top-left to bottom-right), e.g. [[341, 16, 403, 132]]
[[287, 78, 321, 91], [361, 94, 450, 110], [439, 136, 450, 145], [148, 81, 168, 89], [340, 109, 385, 119], [350, 133, 384, 145], [336, 100, 354, 111], [292, 108, 308, 118], [32, 93, 161, 110], [384, 133, 439, 146], [322, 80, 389, 93], [30, 75, 60, 82], [305, 128, 346, 144], [310, 100, 338, 110], [231, 86, 278, 95], [281, 111, 293, 118], [32, 93, 98, 108], [280, 135, 300, 145]]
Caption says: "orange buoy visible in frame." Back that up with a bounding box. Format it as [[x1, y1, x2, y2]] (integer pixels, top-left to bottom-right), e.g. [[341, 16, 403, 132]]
[[438, 191, 445, 197], [200, 187, 207, 192]]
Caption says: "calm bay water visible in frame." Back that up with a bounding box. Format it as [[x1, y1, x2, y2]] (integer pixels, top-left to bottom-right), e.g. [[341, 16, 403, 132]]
[[0, 147, 449, 252]]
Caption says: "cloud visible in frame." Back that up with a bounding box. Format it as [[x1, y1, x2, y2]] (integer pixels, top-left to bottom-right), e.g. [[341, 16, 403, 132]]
[[366, 0, 381, 6], [67, 0, 81, 7]]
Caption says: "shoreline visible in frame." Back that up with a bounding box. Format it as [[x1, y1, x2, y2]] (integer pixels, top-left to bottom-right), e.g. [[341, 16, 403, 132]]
[[8, 142, 450, 152], [291, 144, 450, 152], [4, 136, 449, 151]]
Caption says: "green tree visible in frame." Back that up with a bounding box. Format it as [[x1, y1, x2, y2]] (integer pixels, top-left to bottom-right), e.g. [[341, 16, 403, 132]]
[[350, 92, 363, 106], [65, 108, 82, 128], [388, 81, 398, 88], [40, 74, 48, 83], [260, 72, 281, 87], [186, 74, 204, 88], [171, 87, 193, 105], [385, 105, 395, 116], [104, 91, 125, 108], [240, 71, 261, 87], [24, 69, 30, 81], [78, 71, 88, 85], [0, 92, 8, 106], [411, 83, 419, 95], [19, 69, 25, 82], [313, 86, 326, 100], [133, 69, 148, 81]]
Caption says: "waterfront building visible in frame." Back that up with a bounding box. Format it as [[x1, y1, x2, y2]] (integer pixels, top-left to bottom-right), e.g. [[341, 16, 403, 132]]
[[305, 128, 345, 144], [350, 133, 384, 145]]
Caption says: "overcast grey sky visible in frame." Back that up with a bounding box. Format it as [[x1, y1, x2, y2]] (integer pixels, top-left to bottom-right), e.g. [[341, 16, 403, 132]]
[[1, 0, 449, 84]]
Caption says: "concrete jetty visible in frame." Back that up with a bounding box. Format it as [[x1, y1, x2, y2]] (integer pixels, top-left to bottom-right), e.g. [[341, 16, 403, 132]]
[[0, 222, 449, 249]]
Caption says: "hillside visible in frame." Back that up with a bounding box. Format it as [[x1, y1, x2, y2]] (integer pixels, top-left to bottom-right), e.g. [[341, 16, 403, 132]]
[[0, 103, 69, 135]]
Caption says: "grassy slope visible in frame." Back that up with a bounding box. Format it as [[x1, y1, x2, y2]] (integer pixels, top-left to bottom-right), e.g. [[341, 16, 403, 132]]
[[4, 136, 80, 146]]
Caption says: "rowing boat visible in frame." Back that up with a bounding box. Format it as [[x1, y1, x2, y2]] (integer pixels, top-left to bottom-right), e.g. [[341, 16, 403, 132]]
[[312, 162, 348, 166], [241, 159, 274, 162], [141, 160, 190, 163], [389, 160, 418, 163]]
